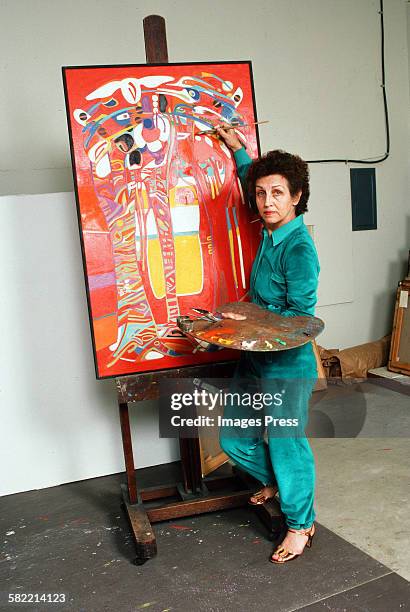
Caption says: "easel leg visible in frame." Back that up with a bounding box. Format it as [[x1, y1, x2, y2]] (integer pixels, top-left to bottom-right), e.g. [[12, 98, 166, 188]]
[[121, 484, 157, 564], [118, 401, 157, 563], [118, 402, 138, 504]]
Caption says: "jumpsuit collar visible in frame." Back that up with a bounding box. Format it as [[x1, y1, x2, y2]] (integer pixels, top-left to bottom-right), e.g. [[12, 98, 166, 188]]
[[262, 214, 304, 246]]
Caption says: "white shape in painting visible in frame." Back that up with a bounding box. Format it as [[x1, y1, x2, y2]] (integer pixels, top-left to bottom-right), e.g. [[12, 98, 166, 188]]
[[146, 209, 158, 238], [237, 229, 246, 289], [231, 87, 243, 107], [146, 199, 170, 293], [86, 80, 131, 101], [194, 119, 210, 132], [171, 205, 199, 234], [132, 124, 146, 148], [147, 141, 162, 153], [95, 154, 111, 178], [154, 87, 195, 104], [85, 77, 174, 104], [145, 350, 164, 360], [193, 106, 224, 120], [88, 140, 110, 164], [120, 79, 142, 103], [216, 160, 225, 184], [179, 175, 196, 186], [219, 143, 231, 159], [73, 108, 90, 125], [157, 116, 170, 142], [222, 80, 233, 91], [109, 325, 125, 351], [116, 112, 130, 121]]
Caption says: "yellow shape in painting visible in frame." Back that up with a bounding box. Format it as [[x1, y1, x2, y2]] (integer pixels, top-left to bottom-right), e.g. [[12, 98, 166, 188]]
[[175, 234, 202, 295], [147, 234, 202, 297], [228, 228, 238, 287]]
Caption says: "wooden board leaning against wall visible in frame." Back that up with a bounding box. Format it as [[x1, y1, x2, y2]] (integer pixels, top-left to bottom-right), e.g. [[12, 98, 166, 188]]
[[388, 252, 410, 376]]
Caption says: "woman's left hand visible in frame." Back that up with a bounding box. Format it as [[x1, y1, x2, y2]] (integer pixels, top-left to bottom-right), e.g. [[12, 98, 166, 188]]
[[220, 311, 247, 321]]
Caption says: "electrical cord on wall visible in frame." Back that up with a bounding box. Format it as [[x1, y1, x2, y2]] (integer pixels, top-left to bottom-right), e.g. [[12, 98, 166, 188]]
[[306, 0, 390, 165]]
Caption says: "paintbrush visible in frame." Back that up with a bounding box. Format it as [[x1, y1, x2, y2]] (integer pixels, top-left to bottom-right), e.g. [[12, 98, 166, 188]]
[[190, 307, 223, 322], [197, 120, 268, 135]]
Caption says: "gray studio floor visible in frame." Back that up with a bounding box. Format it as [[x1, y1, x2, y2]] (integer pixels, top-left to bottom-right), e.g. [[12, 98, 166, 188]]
[[1, 381, 410, 612]]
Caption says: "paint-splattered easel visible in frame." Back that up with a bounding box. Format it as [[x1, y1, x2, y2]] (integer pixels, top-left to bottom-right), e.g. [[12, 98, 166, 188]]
[[116, 15, 284, 565]]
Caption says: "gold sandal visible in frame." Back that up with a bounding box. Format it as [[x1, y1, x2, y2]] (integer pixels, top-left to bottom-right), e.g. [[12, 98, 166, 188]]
[[248, 486, 278, 506], [270, 524, 315, 563]]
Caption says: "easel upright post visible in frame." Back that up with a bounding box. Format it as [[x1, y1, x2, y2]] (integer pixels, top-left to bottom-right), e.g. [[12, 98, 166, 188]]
[[143, 15, 169, 63], [118, 402, 138, 505]]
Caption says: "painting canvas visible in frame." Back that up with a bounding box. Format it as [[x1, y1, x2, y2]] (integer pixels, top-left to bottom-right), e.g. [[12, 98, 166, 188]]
[[63, 62, 261, 378]]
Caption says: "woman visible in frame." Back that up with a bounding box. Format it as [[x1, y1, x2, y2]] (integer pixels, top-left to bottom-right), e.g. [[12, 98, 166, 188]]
[[216, 125, 320, 564]]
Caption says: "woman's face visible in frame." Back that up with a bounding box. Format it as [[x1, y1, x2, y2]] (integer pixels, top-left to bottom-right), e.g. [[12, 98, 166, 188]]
[[255, 174, 301, 232]]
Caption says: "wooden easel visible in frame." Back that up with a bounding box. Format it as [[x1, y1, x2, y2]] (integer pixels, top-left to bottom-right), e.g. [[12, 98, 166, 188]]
[[116, 15, 284, 565]]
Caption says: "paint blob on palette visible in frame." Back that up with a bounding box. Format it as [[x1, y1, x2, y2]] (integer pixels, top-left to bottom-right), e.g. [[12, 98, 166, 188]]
[[183, 302, 324, 351], [63, 62, 261, 378]]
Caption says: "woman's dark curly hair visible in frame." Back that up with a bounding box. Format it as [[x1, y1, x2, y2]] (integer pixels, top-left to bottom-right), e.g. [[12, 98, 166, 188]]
[[246, 149, 310, 216]]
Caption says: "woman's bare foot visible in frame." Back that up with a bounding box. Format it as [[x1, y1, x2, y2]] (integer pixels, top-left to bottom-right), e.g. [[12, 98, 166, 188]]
[[249, 485, 277, 505]]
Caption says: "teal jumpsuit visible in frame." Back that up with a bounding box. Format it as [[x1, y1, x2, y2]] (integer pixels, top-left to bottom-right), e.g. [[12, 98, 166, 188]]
[[219, 148, 320, 530]]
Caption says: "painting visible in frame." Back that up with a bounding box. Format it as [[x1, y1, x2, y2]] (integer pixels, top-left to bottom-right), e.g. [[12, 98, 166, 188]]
[[63, 62, 261, 378]]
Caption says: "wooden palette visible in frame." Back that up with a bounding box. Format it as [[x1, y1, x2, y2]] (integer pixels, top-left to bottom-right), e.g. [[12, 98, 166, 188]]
[[183, 301, 324, 351]]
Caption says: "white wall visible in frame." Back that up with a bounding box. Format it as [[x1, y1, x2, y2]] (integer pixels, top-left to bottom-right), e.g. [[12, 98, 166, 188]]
[[0, 0, 409, 495], [0, 191, 180, 496]]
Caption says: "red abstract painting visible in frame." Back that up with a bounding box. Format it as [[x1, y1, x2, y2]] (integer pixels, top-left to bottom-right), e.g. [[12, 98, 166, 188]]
[[63, 62, 261, 378]]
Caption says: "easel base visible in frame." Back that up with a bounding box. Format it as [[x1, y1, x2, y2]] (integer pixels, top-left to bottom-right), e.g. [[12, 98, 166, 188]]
[[121, 468, 285, 565]]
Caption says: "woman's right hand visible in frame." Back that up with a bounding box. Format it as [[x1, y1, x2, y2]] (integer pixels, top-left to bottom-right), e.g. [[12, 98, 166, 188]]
[[215, 125, 244, 152]]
